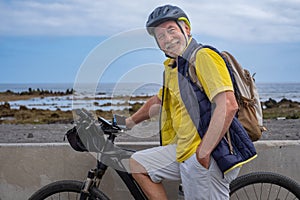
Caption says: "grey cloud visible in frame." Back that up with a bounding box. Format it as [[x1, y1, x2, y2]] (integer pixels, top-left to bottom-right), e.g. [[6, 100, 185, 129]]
[[0, 0, 299, 42]]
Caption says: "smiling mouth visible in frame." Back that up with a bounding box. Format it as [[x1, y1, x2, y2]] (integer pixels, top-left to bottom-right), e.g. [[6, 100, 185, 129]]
[[166, 39, 179, 48], [166, 46, 176, 52], [166, 41, 180, 52]]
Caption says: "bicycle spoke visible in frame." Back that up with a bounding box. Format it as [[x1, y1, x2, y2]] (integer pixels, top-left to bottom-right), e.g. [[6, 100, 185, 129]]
[[231, 182, 300, 200], [252, 183, 258, 199], [230, 172, 300, 200], [232, 193, 240, 200], [283, 190, 289, 200], [275, 185, 281, 199], [267, 183, 272, 199], [243, 187, 251, 200], [39, 191, 87, 200], [259, 183, 263, 200]]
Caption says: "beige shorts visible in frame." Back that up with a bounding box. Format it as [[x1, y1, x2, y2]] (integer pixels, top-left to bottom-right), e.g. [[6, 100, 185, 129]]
[[131, 144, 240, 199]]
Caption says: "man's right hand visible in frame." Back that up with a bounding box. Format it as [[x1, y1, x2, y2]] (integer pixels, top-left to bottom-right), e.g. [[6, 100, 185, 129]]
[[125, 117, 136, 130]]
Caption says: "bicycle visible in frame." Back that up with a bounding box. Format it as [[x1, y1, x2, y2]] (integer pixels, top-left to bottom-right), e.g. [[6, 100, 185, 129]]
[[29, 109, 300, 200]]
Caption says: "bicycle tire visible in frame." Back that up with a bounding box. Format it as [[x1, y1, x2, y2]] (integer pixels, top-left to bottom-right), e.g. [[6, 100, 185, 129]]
[[230, 171, 300, 199], [28, 180, 110, 200]]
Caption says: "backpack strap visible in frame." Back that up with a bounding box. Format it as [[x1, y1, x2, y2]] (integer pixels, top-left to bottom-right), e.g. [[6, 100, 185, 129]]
[[188, 45, 204, 91], [221, 51, 255, 99], [188, 44, 241, 98], [188, 44, 233, 92]]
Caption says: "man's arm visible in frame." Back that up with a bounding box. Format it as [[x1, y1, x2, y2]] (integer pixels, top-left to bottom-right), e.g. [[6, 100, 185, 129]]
[[126, 95, 162, 129], [196, 91, 238, 168]]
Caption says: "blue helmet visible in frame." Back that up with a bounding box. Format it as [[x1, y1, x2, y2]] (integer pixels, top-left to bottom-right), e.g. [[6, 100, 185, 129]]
[[146, 5, 191, 36]]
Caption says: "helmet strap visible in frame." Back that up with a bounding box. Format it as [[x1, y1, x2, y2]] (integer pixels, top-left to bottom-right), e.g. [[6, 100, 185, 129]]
[[175, 20, 188, 45]]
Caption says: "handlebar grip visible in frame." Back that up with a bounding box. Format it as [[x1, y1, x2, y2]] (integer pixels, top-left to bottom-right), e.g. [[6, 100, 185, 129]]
[[74, 109, 93, 120], [98, 116, 113, 127], [113, 114, 128, 130]]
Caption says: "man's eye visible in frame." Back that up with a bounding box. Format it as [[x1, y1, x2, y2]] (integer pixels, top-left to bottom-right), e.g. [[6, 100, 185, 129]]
[[168, 28, 175, 33], [158, 35, 165, 40]]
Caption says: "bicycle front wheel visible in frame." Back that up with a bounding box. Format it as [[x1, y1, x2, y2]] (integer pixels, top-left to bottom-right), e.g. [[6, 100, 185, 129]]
[[28, 180, 109, 200], [230, 171, 300, 199]]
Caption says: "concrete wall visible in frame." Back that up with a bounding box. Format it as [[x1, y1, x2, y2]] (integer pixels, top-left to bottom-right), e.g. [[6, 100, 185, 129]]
[[0, 140, 299, 200]]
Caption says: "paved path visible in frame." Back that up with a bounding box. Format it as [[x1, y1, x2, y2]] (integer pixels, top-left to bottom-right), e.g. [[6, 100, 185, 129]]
[[0, 119, 300, 143]]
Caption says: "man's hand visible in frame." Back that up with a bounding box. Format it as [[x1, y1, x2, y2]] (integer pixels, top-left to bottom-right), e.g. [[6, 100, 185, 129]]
[[196, 144, 211, 169], [125, 95, 161, 129], [125, 117, 136, 130]]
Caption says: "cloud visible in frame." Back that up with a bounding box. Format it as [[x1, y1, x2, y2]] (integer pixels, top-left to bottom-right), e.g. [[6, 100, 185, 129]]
[[1, 0, 300, 42], [185, 1, 300, 42], [0, 0, 151, 35]]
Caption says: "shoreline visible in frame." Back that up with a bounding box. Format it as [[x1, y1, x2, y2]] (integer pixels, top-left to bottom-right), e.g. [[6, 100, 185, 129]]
[[1, 91, 300, 142], [1, 90, 300, 124], [1, 96, 300, 124]]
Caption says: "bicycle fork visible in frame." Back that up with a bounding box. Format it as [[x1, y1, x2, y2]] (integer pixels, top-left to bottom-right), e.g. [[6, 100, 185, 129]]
[[80, 162, 108, 199]]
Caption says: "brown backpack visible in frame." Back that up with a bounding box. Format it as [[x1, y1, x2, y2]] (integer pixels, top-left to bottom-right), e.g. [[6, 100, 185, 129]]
[[189, 47, 267, 141]]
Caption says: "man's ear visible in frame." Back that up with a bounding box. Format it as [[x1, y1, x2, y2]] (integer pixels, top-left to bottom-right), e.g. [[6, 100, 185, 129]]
[[184, 23, 191, 36]]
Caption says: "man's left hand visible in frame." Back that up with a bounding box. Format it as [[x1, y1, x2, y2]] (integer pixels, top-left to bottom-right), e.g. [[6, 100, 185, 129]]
[[196, 145, 211, 169]]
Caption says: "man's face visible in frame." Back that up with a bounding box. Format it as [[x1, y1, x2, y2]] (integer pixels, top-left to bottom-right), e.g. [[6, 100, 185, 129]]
[[154, 21, 189, 58]]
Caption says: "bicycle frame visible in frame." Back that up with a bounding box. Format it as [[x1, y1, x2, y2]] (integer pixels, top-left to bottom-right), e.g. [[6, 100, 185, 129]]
[[80, 131, 148, 200]]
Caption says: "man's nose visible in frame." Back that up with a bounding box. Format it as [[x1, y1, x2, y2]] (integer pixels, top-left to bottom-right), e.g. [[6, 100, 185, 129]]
[[164, 33, 173, 43]]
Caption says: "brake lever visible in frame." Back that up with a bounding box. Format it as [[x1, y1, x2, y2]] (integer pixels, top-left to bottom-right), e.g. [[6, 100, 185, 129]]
[[98, 116, 124, 134], [112, 114, 128, 131]]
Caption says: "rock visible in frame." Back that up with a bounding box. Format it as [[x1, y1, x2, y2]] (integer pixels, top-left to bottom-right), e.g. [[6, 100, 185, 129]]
[[27, 133, 34, 138], [50, 113, 60, 118], [19, 105, 28, 110], [264, 98, 278, 108], [0, 102, 10, 110], [279, 98, 300, 108]]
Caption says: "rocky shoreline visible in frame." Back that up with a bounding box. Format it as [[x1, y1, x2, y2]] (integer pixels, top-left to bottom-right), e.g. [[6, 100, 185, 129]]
[[1, 96, 300, 124], [1, 90, 300, 143]]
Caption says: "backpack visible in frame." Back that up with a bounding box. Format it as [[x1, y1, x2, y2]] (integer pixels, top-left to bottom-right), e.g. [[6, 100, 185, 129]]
[[188, 46, 267, 141]]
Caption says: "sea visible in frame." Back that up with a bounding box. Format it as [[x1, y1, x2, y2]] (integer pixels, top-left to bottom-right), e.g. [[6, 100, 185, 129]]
[[1, 82, 300, 111]]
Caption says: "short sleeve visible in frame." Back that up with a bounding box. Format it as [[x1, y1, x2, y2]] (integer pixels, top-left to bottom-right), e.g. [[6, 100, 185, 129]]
[[157, 87, 163, 100], [195, 48, 233, 101]]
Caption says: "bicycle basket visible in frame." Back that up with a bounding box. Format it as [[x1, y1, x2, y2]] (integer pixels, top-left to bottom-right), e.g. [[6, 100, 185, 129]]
[[65, 126, 88, 152], [65, 125, 106, 152]]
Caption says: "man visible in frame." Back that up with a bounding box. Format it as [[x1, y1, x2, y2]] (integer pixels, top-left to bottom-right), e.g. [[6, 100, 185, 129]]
[[126, 5, 256, 199]]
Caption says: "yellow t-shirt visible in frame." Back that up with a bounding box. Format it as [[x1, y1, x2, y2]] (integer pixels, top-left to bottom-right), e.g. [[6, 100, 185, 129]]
[[195, 48, 233, 101], [157, 47, 233, 162]]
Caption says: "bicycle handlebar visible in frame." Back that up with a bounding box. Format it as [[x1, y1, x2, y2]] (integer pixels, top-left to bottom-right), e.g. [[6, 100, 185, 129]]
[[74, 109, 127, 135]]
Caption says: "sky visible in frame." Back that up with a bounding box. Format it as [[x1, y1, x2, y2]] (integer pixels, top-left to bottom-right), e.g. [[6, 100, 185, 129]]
[[0, 0, 300, 84]]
